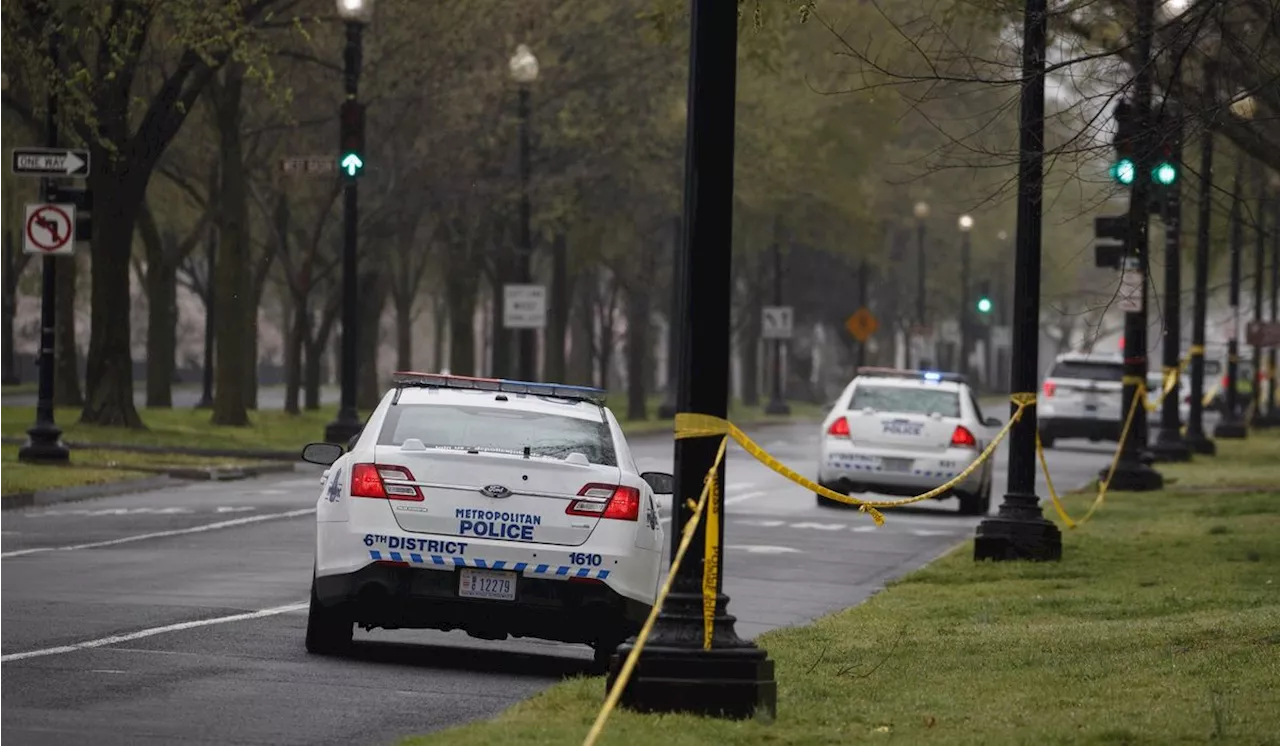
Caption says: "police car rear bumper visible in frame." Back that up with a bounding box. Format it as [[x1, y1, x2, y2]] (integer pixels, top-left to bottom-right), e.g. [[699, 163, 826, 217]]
[[314, 562, 649, 646], [819, 445, 984, 496]]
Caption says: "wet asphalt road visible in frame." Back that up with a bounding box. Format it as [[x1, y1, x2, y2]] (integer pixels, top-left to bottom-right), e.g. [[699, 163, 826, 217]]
[[1, 422, 1115, 745]]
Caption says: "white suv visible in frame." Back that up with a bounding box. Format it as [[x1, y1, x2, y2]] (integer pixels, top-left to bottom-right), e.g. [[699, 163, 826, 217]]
[[1038, 352, 1129, 448]]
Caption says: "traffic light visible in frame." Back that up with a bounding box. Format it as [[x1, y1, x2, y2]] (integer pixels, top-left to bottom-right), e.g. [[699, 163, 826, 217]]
[[1110, 98, 1137, 186], [975, 280, 993, 314], [1094, 214, 1127, 268], [1151, 105, 1179, 187], [339, 100, 366, 179]]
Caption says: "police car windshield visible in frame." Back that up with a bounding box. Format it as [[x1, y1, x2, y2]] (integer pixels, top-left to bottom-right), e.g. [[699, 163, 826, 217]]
[[1050, 361, 1123, 381], [850, 385, 960, 417], [377, 404, 616, 466]]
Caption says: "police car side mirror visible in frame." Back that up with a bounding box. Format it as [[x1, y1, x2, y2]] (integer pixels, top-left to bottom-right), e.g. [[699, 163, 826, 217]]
[[301, 442, 344, 466], [641, 472, 675, 495]]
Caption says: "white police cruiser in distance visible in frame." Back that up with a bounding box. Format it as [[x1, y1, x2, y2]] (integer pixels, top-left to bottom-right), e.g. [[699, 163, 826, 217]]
[[816, 368, 1001, 515], [299, 373, 669, 670]]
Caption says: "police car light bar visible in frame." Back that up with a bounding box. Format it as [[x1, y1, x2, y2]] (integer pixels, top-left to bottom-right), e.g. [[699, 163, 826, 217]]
[[855, 367, 968, 385], [391, 371, 608, 405]]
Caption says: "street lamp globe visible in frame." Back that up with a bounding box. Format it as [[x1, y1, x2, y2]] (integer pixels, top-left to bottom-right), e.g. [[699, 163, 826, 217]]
[[336, 0, 374, 22], [913, 201, 930, 219], [958, 214, 974, 232], [1229, 92, 1257, 120], [997, 230, 1008, 241], [509, 44, 539, 84]]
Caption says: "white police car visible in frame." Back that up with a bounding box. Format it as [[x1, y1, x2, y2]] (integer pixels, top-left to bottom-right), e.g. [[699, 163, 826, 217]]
[[299, 373, 669, 669], [816, 368, 1000, 515]]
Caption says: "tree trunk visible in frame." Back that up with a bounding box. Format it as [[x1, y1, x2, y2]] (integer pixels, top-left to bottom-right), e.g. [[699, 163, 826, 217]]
[[284, 297, 306, 415], [1, 231, 20, 385], [81, 152, 145, 428], [395, 292, 413, 371], [54, 252, 83, 407], [545, 232, 569, 383], [625, 282, 650, 421], [740, 262, 763, 407], [489, 276, 511, 379], [569, 268, 595, 387], [210, 65, 250, 427], [139, 203, 176, 408], [432, 293, 446, 372], [446, 269, 478, 377], [357, 269, 386, 410], [304, 333, 324, 411]]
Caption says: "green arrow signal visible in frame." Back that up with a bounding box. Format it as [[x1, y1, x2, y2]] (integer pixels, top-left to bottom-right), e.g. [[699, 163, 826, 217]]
[[341, 153, 364, 176], [976, 297, 993, 314]]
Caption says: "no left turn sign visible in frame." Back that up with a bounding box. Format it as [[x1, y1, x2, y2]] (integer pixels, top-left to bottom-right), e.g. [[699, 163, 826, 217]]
[[24, 203, 76, 256]]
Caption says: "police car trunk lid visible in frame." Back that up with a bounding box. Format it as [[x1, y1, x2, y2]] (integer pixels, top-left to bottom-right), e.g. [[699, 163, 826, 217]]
[[847, 410, 957, 452], [375, 446, 618, 547]]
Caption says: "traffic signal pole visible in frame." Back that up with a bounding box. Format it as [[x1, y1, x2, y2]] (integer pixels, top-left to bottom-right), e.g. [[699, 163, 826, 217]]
[[1214, 161, 1248, 439], [1184, 65, 1216, 454], [1150, 102, 1191, 463], [1100, 0, 1163, 492]]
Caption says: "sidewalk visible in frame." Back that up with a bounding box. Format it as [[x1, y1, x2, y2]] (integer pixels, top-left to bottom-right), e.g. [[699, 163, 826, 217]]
[[400, 429, 1280, 746]]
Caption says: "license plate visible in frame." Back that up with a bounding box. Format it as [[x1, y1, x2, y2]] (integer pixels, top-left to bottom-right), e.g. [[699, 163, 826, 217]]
[[881, 457, 913, 473], [458, 568, 516, 601]]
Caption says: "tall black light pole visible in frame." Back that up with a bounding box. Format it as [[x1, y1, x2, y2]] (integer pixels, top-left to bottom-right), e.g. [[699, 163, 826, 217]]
[[1249, 164, 1266, 425], [511, 44, 539, 382], [913, 201, 929, 367], [1151, 100, 1191, 462], [957, 214, 974, 379], [1266, 187, 1280, 425], [20, 23, 70, 464], [764, 236, 789, 415], [973, 0, 1062, 561], [1184, 65, 1217, 454], [324, 0, 371, 445], [1099, 0, 1163, 491], [658, 216, 681, 419], [196, 222, 216, 409], [608, 0, 777, 718], [1214, 160, 1248, 438]]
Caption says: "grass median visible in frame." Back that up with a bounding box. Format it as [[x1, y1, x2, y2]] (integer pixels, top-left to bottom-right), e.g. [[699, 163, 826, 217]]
[[401, 429, 1280, 746], [0, 397, 823, 455]]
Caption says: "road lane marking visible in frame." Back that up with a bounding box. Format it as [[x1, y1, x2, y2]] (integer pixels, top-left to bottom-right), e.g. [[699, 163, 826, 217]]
[[0, 601, 308, 663], [789, 522, 847, 531], [728, 545, 802, 554], [725, 491, 765, 506], [0, 509, 315, 559]]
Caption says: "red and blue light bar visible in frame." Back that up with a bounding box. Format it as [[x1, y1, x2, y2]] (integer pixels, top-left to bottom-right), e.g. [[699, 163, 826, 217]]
[[390, 371, 608, 405], [854, 367, 968, 385]]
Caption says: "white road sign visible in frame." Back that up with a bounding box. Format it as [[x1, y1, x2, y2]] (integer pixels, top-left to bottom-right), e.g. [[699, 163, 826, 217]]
[[761, 306, 794, 340], [503, 284, 547, 329], [990, 325, 1011, 347], [11, 147, 90, 177], [1118, 268, 1144, 312], [24, 203, 76, 256], [280, 156, 336, 175]]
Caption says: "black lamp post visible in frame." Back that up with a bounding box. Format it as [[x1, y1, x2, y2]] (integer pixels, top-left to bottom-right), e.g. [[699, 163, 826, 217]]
[[764, 236, 790, 415], [20, 25, 70, 465], [957, 214, 973, 379], [1249, 164, 1267, 426], [324, 0, 372, 445], [973, 0, 1062, 562], [1265, 179, 1280, 426], [511, 43, 539, 382], [913, 200, 929, 368], [1150, 100, 1191, 463], [1184, 63, 1217, 454], [1214, 160, 1248, 439], [607, 0, 777, 719]]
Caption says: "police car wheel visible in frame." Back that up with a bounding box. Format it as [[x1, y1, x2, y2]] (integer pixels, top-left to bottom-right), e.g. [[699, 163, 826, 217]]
[[957, 488, 985, 516], [1039, 431, 1056, 449], [305, 580, 353, 655]]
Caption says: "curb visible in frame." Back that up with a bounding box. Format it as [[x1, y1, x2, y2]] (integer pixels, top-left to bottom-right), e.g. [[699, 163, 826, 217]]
[[1, 475, 176, 511], [0, 436, 299, 461]]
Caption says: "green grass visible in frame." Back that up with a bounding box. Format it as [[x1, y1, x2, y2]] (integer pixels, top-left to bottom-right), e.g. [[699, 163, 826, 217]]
[[1158, 428, 1280, 491], [1, 382, 39, 396], [1, 397, 824, 455], [400, 440, 1280, 745], [0, 444, 272, 497]]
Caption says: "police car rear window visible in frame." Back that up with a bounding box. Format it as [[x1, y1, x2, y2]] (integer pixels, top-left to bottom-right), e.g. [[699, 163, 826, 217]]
[[850, 385, 960, 417], [1049, 361, 1124, 381], [378, 405, 616, 466]]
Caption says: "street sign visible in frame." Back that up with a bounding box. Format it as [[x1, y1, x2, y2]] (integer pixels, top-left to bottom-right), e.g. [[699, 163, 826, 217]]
[[761, 306, 793, 340], [24, 203, 76, 255], [939, 319, 960, 344], [280, 156, 336, 175], [503, 284, 546, 329], [1246, 320, 1280, 347], [845, 307, 879, 343], [11, 147, 90, 177], [1117, 267, 1143, 312], [991, 325, 1011, 347]]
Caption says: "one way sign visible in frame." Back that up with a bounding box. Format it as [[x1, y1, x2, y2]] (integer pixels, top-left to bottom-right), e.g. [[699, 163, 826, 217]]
[[761, 306, 794, 340], [11, 147, 91, 177]]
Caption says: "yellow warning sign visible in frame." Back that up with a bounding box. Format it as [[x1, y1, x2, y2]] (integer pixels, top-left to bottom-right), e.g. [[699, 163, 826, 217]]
[[846, 307, 878, 343]]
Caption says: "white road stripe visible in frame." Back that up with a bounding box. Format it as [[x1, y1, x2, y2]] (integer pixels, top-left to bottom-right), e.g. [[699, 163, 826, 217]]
[[0, 602, 308, 663], [725, 491, 765, 506], [0, 509, 315, 559]]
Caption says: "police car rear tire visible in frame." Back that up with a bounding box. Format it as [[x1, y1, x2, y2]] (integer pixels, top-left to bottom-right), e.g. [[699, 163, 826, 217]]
[[305, 580, 353, 655], [1039, 430, 1056, 449]]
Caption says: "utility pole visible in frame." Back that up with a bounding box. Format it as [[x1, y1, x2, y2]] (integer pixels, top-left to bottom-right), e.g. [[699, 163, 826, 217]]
[[1099, 0, 1163, 491], [607, 0, 776, 719], [973, 0, 1062, 561]]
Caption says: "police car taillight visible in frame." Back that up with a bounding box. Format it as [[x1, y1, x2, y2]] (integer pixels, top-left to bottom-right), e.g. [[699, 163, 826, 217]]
[[950, 426, 977, 449], [827, 417, 850, 437], [1042, 381, 1056, 398], [567, 484, 640, 521], [350, 463, 423, 501]]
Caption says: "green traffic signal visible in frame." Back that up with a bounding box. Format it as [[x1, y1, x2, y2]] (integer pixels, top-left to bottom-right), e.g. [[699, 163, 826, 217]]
[[340, 152, 364, 177], [976, 297, 993, 314], [1110, 158, 1136, 185], [1153, 161, 1177, 186]]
